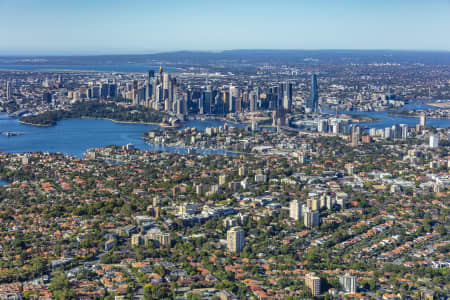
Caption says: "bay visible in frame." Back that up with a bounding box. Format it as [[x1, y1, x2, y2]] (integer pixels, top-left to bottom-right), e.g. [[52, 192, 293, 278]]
[[0, 102, 449, 157], [342, 110, 450, 129], [0, 114, 246, 157]]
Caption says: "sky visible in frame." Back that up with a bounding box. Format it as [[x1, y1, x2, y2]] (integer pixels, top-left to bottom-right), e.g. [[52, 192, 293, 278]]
[[0, 0, 449, 55]]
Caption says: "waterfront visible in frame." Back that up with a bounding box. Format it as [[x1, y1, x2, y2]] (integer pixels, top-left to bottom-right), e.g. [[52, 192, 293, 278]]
[[345, 110, 450, 129], [0, 114, 246, 157], [0, 109, 449, 157], [325, 102, 450, 129]]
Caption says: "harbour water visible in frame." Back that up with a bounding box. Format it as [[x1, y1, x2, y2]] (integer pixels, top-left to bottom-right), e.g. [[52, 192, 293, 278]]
[[0, 114, 246, 157], [325, 102, 450, 129], [343, 110, 450, 129], [0, 106, 448, 157]]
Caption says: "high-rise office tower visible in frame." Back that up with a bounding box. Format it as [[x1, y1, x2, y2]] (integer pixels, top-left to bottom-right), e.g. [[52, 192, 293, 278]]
[[100, 83, 109, 99], [214, 94, 222, 114], [235, 97, 242, 112], [148, 70, 155, 81], [198, 97, 204, 115], [249, 91, 257, 112], [6, 81, 12, 100], [202, 88, 212, 115], [282, 82, 293, 111], [109, 84, 117, 99], [227, 226, 244, 253], [306, 74, 319, 112], [289, 200, 302, 221], [90, 86, 100, 99], [163, 73, 170, 90], [229, 85, 239, 113], [339, 273, 357, 293]]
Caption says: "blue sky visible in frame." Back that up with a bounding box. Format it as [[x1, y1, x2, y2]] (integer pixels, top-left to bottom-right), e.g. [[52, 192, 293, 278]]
[[0, 0, 449, 55]]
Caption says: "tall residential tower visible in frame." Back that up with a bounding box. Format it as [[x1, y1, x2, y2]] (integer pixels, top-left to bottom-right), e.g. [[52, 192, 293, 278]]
[[227, 226, 244, 253]]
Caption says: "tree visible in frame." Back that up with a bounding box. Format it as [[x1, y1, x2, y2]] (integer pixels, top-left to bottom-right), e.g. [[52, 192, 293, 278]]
[[144, 284, 173, 299], [49, 271, 76, 300]]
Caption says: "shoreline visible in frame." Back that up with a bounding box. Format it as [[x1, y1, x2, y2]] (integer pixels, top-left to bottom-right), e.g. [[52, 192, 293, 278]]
[[18, 120, 54, 127], [79, 116, 162, 126], [387, 111, 449, 120], [19, 116, 177, 127], [341, 114, 380, 122], [427, 101, 450, 109]]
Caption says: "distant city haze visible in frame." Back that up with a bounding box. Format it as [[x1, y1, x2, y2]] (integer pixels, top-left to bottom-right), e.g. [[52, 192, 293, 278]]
[[1, 0, 449, 55]]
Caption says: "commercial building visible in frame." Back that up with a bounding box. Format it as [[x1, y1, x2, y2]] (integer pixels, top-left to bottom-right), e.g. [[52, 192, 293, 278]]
[[306, 74, 319, 112], [6, 81, 12, 100]]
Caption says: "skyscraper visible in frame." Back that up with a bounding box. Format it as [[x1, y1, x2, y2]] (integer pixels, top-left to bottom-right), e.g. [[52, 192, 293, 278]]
[[227, 226, 244, 253], [109, 84, 117, 99], [229, 85, 239, 113], [282, 82, 293, 111], [306, 74, 318, 112], [148, 70, 155, 81], [6, 81, 12, 100], [249, 91, 257, 112], [100, 83, 109, 99], [202, 88, 212, 114]]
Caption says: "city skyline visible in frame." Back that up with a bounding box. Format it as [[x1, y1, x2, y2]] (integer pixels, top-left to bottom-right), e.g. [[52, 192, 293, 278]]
[[1, 0, 449, 55]]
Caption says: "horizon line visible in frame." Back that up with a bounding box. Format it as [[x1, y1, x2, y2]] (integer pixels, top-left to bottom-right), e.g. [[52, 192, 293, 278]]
[[0, 48, 449, 57]]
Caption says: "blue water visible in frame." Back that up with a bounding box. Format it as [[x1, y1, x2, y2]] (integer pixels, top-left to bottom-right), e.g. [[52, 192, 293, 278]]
[[343, 110, 450, 129], [0, 114, 246, 157], [324, 102, 450, 129], [0, 180, 9, 186], [400, 102, 436, 111], [0, 63, 180, 73], [0, 103, 448, 157]]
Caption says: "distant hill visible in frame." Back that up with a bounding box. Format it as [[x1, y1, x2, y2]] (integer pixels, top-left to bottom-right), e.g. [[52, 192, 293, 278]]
[[1, 49, 449, 66]]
